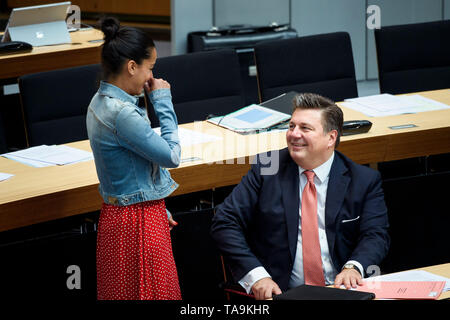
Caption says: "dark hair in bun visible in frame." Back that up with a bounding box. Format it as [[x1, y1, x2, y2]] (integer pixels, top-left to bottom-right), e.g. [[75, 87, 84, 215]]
[[100, 16, 120, 42], [99, 17, 155, 80]]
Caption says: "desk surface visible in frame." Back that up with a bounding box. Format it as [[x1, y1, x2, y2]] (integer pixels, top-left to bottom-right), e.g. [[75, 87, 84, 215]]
[[0, 89, 449, 231], [337, 89, 450, 164], [0, 28, 104, 80]]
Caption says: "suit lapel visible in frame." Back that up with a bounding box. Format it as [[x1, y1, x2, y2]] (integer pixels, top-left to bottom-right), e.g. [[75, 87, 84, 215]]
[[325, 153, 350, 261], [280, 155, 300, 262]]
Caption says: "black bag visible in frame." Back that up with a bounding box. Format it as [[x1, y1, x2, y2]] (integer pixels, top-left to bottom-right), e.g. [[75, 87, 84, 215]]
[[188, 24, 297, 52]]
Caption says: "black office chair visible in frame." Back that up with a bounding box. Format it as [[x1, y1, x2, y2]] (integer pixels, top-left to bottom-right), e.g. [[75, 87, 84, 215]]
[[147, 49, 245, 126], [0, 112, 8, 153], [374, 19, 450, 95], [170, 208, 226, 301], [374, 20, 450, 177], [253, 32, 358, 103], [19, 64, 101, 146]]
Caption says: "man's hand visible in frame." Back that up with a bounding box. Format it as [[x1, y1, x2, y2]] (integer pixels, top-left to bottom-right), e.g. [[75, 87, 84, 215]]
[[334, 268, 362, 289], [251, 277, 282, 300]]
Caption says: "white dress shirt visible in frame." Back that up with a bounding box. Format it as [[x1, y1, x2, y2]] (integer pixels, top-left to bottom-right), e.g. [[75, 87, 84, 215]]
[[239, 152, 363, 294]]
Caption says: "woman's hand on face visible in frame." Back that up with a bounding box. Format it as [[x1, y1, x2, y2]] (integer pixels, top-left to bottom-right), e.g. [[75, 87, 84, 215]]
[[145, 78, 170, 92]]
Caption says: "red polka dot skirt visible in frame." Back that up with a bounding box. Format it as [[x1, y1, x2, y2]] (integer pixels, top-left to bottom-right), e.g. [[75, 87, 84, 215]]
[[96, 199, 182, 300]]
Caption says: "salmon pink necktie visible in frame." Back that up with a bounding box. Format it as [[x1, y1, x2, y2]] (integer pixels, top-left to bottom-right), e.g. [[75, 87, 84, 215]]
[[301, 170, 325, 286]]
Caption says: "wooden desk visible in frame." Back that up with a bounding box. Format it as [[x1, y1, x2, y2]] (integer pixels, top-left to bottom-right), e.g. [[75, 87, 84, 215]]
[[0, 28, 103, 80], [337, 89, 450, 164], [0, 89, 449, 232], [7, 0, 171, 17]]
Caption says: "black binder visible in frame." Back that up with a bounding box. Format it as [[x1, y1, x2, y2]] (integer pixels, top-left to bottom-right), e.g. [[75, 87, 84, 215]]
[[273, 285, 375, 300]]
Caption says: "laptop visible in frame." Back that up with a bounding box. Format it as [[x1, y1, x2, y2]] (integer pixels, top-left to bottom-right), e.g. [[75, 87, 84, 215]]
[[259, 91, 299, 115], [1, 1, 71, 46]]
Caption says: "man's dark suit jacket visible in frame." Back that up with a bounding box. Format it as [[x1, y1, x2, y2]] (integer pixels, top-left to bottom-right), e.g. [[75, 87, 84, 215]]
[[211, 148, 390, 291]]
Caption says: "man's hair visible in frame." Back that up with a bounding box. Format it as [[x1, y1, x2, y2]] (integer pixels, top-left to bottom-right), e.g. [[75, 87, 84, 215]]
[[292, 93, 343, 148]]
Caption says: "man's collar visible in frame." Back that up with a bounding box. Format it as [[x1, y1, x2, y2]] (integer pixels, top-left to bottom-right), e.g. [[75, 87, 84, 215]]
[[298, 152, 335, 183]]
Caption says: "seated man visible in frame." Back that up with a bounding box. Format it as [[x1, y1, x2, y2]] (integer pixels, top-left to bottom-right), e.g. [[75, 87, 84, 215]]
[[211, 93, 390, 300]]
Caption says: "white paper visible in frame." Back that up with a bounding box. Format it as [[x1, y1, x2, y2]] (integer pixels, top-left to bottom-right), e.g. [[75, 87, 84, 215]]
[[342, 94, 450, 117], [365, 270, 450, 292], [2, 153, 53, 167], [2, 145, 93, 166], [0, 172, 14, 181], [153, 127, 222, 147], [401, 94, 450, 111]]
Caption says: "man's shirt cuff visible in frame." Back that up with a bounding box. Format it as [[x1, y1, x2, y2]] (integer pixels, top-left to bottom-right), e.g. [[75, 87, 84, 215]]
[[238, 266, 271, 294], [345, 260, 364, 278]]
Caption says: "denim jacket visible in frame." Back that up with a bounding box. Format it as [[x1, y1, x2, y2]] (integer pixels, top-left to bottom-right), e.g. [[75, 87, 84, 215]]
[[86, 81, 180, 207]]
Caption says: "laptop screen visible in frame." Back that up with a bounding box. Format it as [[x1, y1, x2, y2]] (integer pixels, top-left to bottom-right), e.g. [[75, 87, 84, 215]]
[[2, 1, 71, 46], [260, 91, 299, 115]]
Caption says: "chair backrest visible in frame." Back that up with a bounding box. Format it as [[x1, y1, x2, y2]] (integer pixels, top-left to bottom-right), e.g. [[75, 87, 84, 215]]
[[375, 19, 450, 94], [149, 49, 245, 126], [0, 112, 8, 153], [19, 64, 101, 146], [254, 32, 358, 103]]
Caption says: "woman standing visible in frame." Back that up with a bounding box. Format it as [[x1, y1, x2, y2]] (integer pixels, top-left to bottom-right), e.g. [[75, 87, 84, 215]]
[[86, 17, 181, 300]]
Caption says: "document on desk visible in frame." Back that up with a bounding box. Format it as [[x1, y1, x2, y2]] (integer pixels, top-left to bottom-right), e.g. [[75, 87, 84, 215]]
[[2, 145, 93, 167], [364, 269, 450, 292], [0, 172, 14, 181], [207, 104, 290, 133], [341, 93, 450, 117], [2, 153, 52, 167], [355, 281, 446, 300]]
